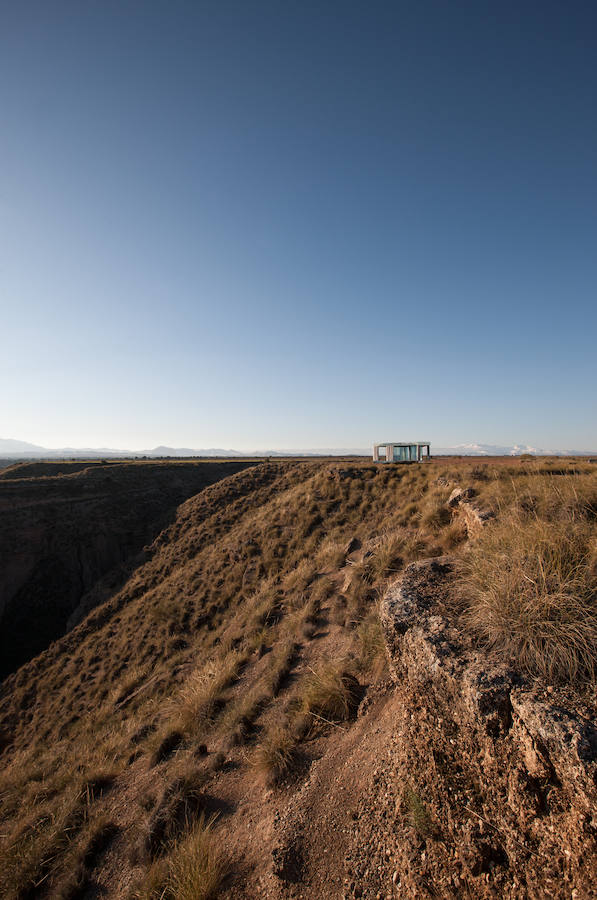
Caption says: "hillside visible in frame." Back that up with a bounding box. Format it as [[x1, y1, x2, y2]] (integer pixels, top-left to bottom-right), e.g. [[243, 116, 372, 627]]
[[0, 458, 596, 898], [0, 460, 256, 677]]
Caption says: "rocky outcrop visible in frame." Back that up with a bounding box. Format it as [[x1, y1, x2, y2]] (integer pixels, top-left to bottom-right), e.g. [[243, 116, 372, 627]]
[[447, 486, 476, 507], [447, 485, 495, 533], [375, 558, 597, 898], [0, 461, 256, 678]]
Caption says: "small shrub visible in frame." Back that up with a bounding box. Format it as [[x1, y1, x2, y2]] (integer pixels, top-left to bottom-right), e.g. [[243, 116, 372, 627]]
[[398, 501, 419, 525], [250, 593, 283, 628], [220, 688, 267, 746], [263, 640, 296, 695], [301, 595, 320, 625], [404, 787, 434, 838], [143, 771, 207, 859], [420, 496, 452, 530], [310, 575, 335, 606], [329, 595, 348, 626], [367, 531, 406, 579], [284, 558, 317, 593], [469, 465, 491, 481], [315, 536, 347, 569], [344, 570, 371, 623], [246, 626, 271, 656], [0, 785, 91, 900], [208, 751, 226, 772], [301, 621, 317, 639], [440, 519, 467, 551], [149, 596, 172, 624]]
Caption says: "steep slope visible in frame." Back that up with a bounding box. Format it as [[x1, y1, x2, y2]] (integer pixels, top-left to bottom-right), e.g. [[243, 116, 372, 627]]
[[0, 459, 462, 898], [0, 460, 256, 676], [0, 458, 595, 899]]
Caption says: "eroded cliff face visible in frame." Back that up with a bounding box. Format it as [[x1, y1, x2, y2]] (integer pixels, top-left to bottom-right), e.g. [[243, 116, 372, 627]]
[[368, 558, 597, 899], [0, 461, 255, 678]]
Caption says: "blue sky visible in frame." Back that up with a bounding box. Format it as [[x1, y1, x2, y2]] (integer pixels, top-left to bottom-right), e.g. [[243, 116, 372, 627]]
[[1, 1, 596, 450]]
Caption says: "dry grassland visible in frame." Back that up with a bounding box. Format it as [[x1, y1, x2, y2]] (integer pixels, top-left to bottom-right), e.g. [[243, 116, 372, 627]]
[[0, 457, 595, 898]]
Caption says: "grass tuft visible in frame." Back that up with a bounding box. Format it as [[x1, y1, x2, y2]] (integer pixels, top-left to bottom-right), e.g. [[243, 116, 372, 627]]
[[133, 814, 227, 900], [253, 724, 297, 785], [463, 508, 597, 682], [354, 616, 386, 672], [173, 651, 247, 735], [300, 663, 361, 726]]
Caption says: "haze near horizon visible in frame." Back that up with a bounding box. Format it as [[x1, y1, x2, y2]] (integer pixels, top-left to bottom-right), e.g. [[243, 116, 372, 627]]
[[2, 1, 596, 450]]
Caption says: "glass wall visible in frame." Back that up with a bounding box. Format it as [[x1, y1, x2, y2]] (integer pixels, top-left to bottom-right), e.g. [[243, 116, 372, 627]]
[[390, 444, 421, 461], [378, 444, 426, 462]]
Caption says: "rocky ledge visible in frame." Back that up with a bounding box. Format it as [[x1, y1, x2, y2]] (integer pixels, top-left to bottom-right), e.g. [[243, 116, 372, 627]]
[[375, 557, 597, 898]]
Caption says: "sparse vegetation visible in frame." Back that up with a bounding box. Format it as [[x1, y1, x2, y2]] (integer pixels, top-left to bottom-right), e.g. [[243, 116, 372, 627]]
[[404, 787, 435, 838], [172, 650, 248, 736], [2, 457, 594, 895], [263, 639, 297, 694], [165, 815, 227, 900]]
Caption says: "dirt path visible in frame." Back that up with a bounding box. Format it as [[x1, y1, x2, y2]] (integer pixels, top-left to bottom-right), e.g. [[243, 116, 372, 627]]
[[242, 685, 398, 899]]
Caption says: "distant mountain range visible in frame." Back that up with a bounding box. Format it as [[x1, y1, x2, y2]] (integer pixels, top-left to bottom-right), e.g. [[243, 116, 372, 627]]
[[432, 442, 597, 457], [0, 439, 367, 459], [0, 438, 595, 459]]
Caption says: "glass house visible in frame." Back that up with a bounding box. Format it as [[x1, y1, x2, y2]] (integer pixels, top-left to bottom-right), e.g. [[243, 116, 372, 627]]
[[372, 442, 430, 463]]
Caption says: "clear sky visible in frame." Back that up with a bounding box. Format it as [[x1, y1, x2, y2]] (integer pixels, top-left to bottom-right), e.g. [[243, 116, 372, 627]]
[[2, 1, 596, 451]]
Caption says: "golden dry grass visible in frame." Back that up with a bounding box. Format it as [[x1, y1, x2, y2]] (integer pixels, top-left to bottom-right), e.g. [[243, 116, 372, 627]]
[[253, 723, 298, 785], [463, 509, 597, 681], [461, 466, 597, 682], [299, 663, 361, 726], [3, 456, 593, 896], [133, 813, 227, 900], [354, 616, 386, 672], [172, 650, 248, 736]]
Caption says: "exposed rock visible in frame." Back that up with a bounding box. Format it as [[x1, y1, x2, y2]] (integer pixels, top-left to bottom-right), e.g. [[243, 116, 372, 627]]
[[446, 484, 495, 534], [459, 501, 495, 533], [376, 558, 597, 898], [447, 486, 476, 507]]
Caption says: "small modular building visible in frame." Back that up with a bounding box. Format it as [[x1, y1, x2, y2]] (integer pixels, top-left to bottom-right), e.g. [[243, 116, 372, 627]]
[[373, 442, 430, 463]]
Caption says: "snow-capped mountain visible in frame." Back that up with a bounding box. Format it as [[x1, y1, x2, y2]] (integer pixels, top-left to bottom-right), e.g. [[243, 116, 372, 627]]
[[432, 443, 591, 456]]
